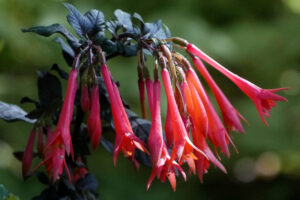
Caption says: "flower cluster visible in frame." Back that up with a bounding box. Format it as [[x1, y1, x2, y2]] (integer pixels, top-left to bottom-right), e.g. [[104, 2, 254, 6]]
[[133, 38, 287, 190], [18, 5, 287, 193]]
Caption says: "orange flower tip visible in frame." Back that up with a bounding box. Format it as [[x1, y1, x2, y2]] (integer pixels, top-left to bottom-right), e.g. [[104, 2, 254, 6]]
[[167, 172, 177, 192], [133, 140, 149, 154], [186, 139, 208, 160]]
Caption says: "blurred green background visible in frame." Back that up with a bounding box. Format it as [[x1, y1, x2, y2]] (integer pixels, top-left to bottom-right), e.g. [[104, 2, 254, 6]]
[[0, 0, 300, 199]]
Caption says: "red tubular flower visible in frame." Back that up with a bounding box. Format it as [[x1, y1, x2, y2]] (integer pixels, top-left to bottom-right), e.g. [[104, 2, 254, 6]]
[[181, 78, 208, 137], [161, 68, 206, 164], [178, 69, 225, 177], [22, 129, 36, 178], [81, 84, 90, 113], [192, 56, 247, 133], [146, 79, 163, 166], [87, 85, 102, 150], [101, 64, 148, 167], [147, 80, 186, 191], [186, 68, 234, 157], [36, 68, 77, 182], [46, 69, 78, 158], [187, 43, 288, 125], [138, 78, 147, 119], [164, 106, 173, 148]]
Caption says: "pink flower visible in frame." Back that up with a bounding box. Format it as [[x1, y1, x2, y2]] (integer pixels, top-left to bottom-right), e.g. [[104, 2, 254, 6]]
[[146, 80, 186, 191], [161, 68, 207, 165], [192, 56, 247, 133], [36, 68, 77, 182], [186, 67, 234, 157], [45, 69, 78, 157], [187, 43, 288, 125], [87, 85, 102, 150], [101, 64, 148, 167]]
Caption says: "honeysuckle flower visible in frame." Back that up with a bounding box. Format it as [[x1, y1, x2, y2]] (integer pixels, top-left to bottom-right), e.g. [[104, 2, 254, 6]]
[[81, 83, 90, 113], [45, 69, 78, 158], [186, 67, 234, 157], [181, 77, 208, 137], [101, 64, 148, 166], [187, 43, 288, 125], [161, 68, 207, 165], [146, 79, 163, 166], [146, 80, 186, 191], [192, 56, 246, 133], [22, 129, 36, 178], [87, 85, 102, 150]]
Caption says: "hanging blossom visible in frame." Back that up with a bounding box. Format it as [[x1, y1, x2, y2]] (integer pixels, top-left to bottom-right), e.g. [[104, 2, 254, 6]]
[[132, 36, 286, 189], [101, 63, 149, 168], [20, 36, 287, 189], [186, 43, 288, 125], [36, 68, 78, 182], [146, 74, 186, 191], [22, 67, 78, 182]]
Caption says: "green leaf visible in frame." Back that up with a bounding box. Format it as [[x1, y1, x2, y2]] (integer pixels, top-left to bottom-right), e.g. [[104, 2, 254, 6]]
[[84, 9, 105, 35], [22, 24, 81, 48], [64, 3, 92, 37], [37, 71, 62, 108], [144, 20, 162, 38], [132, 12, 144, 24], [114, 9, 133, 32], [54, 37, 75, 66]]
